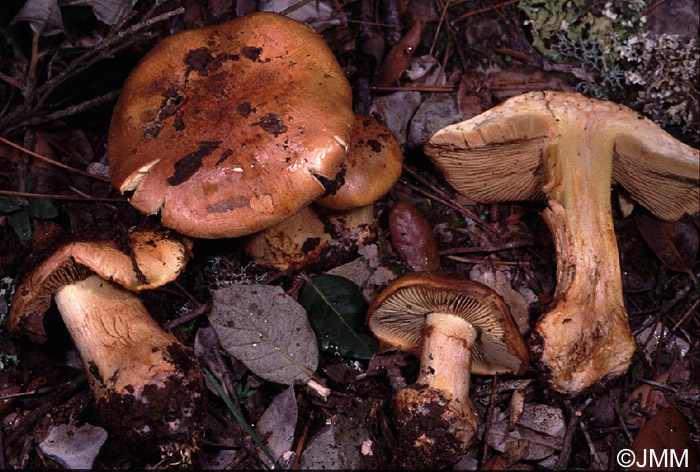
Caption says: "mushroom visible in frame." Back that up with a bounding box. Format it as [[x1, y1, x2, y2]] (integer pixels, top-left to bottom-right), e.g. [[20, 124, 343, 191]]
[[6, 229, 203, 449], [242, 203, 377, 271], [243, 113, 403, 271], [424, 91, 699, 394], [367, 271, 528, 469], [108, 12, 354, 238], [316, 113, 403, 210]]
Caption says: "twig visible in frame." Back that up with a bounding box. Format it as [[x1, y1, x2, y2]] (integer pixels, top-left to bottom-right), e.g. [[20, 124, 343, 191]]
[[370, 85, 458, 92], [401, 165, 500, 235], [452, 0, 520, 22], [579, 419, 604, 469], [0, 136, 111, 183], [446, 255, 530, 266], [642, 0, 669, 16], [15, 90, 121, 129], [671, 299, 699, 332], [632, 278, 697, 336], [429, 0, 451, 57], [480, 373, 498, 468], [555, 398, 593, 470], [291, 421, 311, 470], [0, 189, 124, 202], [639, 379, 678, 393], [166, 301, 212, 331], [440, 238, 537, 255], [641, 316, 666, 429], [280, 0, 314, 16], [172, 280, 203, 307]]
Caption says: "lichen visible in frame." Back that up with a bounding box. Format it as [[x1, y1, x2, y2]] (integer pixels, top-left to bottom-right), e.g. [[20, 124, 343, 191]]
[[616, 33, 699, 135]]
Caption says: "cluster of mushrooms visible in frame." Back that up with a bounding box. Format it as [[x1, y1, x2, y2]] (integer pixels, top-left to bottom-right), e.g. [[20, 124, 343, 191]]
[[6, 10, 699, 468]]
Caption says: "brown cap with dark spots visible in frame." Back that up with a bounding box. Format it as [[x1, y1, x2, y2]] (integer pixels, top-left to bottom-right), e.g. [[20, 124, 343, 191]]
[[108, 12, 354, 238], [316, 114, 403, 210]]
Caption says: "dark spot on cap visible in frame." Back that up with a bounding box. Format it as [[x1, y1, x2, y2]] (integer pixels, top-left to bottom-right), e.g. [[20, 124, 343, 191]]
[[215, 148, 233, 167], [252, 114, 287, 137], [366, 139, 382, 153], [315, 167, 346, 197], [242, 46, 262, 61], [237, 102, 252, 117], [143, 125, 162, 139], [206, 197, 252, 213], [167, 140, 221, 186], [302, 237, 321, 252]]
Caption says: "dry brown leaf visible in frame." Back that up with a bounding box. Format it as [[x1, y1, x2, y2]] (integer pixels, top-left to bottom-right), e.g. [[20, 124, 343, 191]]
[[630, 406, 699, 471], [635, 211, 699, 280], [375, 18, 423, 87]]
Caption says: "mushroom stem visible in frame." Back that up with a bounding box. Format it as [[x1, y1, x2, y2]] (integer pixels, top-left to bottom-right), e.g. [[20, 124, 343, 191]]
[[54, 275, 182, 400], [53, 275, 202, 446], [535, 117, 636, 393], [417, 312, 476, 408]]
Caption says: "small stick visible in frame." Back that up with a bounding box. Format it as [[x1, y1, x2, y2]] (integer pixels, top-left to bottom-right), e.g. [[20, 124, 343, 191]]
[[0, 136, 111, 183], [0, 189, 125, 203], [579, 419, 604, 469], [446, 255, 530, 266], [291, 421, 311, 470], [480, 373, 498, 467], [641, 316, 667, 429], [440, 238, 537, 255], [370, 85, 459, 92], [453, 0, 520, 22], [555, 398, 593, 470], [280, 0, 314, 16], [429, 0, 452, 57], [671, 299, 699, 332], [165, 301, 212, 331], [642, 0, 669, 16], [172, 280, 202, 307]]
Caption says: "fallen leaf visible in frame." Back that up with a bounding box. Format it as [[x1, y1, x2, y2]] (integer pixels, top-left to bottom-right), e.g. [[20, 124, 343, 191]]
[[375, 18, 423, 87], [299, 274, 379, 360], [298, 413, 368, 469], [487, 66, 574, 101], [487, 404, 565, 461], [255, 385, 298, 468], [39, 422, 108, 470], [635, 210, 699, 279], [389, 201, 441, 272], [630, 406, 699, 471], [209, 284, 318, 385]]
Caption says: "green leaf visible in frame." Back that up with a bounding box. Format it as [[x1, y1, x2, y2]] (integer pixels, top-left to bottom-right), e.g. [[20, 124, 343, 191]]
[[299, 274, 378, 360], [0, 195, 22, 213], [12, 210, 31, 241], [28, 198, 58, 219]]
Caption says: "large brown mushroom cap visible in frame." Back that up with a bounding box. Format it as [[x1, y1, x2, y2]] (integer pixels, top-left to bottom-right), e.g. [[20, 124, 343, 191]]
[[367, 271, 528, 376], [108, 12, 354, 238], [316, 114, 403, 210]]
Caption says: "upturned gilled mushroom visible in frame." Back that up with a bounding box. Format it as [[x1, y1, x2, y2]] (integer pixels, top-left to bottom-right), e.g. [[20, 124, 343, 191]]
[[7, 229, 203, 449], [424, 91, 700, 394], [108, 12, 354, 238], [367, 271, 528, 469]]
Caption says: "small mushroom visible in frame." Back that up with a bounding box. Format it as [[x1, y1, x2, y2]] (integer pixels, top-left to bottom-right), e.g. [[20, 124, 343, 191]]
[[316, 114, 403, 210], [7, 230, 203, 450], [424, 91, 699, 394], [367, 271, 528, 469], [108, 12, 354, 238], [242, 203, 377, 272], [244, 113, 403, 271]]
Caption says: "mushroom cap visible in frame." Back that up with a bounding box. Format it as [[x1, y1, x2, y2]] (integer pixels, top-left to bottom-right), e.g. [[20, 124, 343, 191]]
[[367, 271, 528, 375], [242, 203, 377, 271], [108, 12, 354, 238], [316, 114, 403, 210], [424, 91, 699, 221], [7, 230, 192, 342]]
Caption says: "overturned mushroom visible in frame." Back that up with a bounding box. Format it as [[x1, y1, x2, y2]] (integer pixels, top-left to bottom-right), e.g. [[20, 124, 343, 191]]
[[108, 12, 354, 238], [7, 230, 203, 449], [367, 271, 528, 469], [424, 91, 699, 393]]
